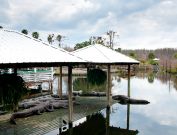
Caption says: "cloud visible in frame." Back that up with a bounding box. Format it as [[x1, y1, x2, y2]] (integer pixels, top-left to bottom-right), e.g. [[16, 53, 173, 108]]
[[0, 0, 177, 49]]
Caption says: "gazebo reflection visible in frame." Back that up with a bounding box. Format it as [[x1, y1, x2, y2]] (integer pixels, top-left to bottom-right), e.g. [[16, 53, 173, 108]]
[[60, 105, 138, 135]]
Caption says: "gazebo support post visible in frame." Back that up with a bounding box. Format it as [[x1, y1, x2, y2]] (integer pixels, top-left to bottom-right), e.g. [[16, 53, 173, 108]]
[[68, 66, 73, 127], [58, 66, 62, 98], [127, 64, 131, 130], [14, 68, 17, 76], [50, 81, 53, 94], [107, 65, 111, 109]]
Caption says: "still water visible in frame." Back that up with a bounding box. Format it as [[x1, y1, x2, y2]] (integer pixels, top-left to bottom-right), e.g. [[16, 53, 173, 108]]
[[1, 72, 177, 135], [51, 72, 177, 135]]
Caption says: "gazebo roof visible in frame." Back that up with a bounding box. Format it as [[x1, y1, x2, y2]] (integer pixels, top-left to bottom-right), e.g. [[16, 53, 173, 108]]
[[72, 44, 139, 65], [0, 29, 86, 68]]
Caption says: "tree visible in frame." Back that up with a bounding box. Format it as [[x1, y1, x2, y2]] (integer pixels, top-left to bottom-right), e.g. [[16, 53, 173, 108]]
[[74, 41, 91, 50], [21, 29, 28, 35], [47, 34, 54, 44], [148, 52, 155, 60], [56, 34, 62, 47], [32, 32, 39, 39], [106, 30, 117, 49], [90, 36, 105, 45], [174, 53, 177, 59], [0, 26, 3, 29], [0, 74, 27, 111], [115, 48, 121, 52], [129, 52, 136, 59]]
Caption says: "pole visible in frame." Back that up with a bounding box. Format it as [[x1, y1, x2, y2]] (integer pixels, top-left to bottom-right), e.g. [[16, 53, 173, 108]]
[[106, 107, 110, 135], [14, 68, 17, 76], [68, 66, 73, 127], [128, 65, 130, 97], [107, 65, 111, 109], [58, 66, 63, 98], [127, 65, 131, 130]]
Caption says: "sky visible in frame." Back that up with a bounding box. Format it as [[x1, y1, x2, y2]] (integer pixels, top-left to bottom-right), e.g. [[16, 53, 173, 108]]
[[0, 0, 177, 49]]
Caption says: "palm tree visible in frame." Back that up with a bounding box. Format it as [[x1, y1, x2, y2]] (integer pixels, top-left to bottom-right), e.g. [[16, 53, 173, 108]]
[[21, 29, 28, 35], [56, 34, 62, 47], [47, 34, 54, 44], [32, 32, 39, 39]]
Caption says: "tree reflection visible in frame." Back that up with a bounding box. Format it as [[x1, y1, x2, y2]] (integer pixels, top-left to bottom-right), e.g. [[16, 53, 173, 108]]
[[73, 78, 106, 93], [147, 73, 155, 83]]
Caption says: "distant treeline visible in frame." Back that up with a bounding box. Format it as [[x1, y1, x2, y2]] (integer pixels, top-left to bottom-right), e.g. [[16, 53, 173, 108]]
[[121, 48, 177, 68]]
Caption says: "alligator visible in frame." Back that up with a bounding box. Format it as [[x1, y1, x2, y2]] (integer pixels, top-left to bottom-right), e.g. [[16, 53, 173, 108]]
[[10, 100, 68, 124], [112, 95, 150, 105]]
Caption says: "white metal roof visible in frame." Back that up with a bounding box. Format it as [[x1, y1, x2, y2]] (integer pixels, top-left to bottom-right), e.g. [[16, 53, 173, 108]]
[[72, 44, 139, 64], [0, 29, 86, 67]]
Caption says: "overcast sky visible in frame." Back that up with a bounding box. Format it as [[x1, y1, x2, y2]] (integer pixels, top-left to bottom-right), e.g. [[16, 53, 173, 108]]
[[0, 0, 177, 49]]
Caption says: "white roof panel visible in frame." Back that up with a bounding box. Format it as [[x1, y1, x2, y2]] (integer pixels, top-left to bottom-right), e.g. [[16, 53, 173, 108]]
[[0, 29, 86, 66], [72, 44, 139, 64]]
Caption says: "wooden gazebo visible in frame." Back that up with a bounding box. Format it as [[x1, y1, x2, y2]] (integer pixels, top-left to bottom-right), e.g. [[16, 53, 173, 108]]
[[0, 29, 139, 127]]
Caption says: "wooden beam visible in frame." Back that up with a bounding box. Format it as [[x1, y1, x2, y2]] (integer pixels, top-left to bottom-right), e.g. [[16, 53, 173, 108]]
[[107, 65, 111, 108], [68, 66, 73, 125], [106, 107, 110, 135], [58, 66, 62, 98], [127, 104, 130, 130], [14, 68, 17, 76], [127, 64, 131, 130], [128, 65, 131, 97]]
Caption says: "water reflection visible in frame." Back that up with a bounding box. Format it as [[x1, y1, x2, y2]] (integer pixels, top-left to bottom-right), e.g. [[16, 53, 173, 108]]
[[48, 72, 177, 135], [60, 107, 138, 135], [73, 77, 106, 93]]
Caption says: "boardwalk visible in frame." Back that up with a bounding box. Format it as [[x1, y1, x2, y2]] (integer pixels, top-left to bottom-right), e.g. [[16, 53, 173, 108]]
[[0, 97, 109, 135]]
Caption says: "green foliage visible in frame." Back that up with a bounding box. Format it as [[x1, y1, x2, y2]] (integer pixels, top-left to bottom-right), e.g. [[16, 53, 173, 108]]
[[129, 52, 136, 59], [87, 68, 107, 85], [148, 59, 158, 65], [0, 74, 28, 111], [21, 29, 28, 35], [115, 48, 121, 52], [74, 41, 91, 50], [32, 32, 39, 39], [73, 78, 106, 93], [148, 52, 155, 60], [148, 73, 155, 83], [47, 34, 54, 44], [174, 53, 177, 59], [56, 34, 62, 47]]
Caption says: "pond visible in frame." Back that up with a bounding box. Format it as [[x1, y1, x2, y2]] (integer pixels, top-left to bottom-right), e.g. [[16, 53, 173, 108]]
[[0, 72, 177, 135], [47, 72, 177, 135]]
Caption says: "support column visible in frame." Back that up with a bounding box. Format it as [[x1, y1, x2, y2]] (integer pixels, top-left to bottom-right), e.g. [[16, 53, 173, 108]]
[[58, 66, 62, 98], [14, 68, 17, 76], [128, 65, 131, 97], [49, 81, 53, 94], [107, 65, 111, 109], [127, 64, 131, 130], [68, 66, 73, 126], [106, 107, 110, 135]]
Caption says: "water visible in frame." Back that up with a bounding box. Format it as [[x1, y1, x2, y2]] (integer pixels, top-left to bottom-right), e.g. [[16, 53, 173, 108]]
[[109, 73, 177, 135], [53, 72, 177, 135], [0, 72, 177, 135]]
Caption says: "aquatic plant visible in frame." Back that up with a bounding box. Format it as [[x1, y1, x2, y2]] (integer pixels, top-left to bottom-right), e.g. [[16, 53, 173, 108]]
[[87, 68, 107, 85], [0, 74, 28, 111]]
